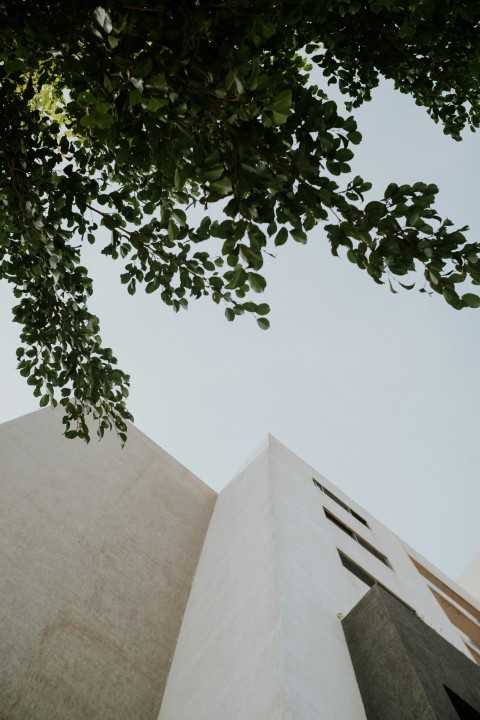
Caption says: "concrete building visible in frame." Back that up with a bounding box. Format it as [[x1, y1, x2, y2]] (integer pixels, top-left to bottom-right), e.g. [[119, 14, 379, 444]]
[[0, 410, 216, 720], [0, 410, 479, 719]]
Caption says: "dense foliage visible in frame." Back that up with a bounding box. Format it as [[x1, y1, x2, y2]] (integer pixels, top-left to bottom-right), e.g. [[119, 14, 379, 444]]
[[1, 0, 480, 441]]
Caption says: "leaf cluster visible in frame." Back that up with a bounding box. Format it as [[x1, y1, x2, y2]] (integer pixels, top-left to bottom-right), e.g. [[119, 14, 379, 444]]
[[1, 0, 479, 441]]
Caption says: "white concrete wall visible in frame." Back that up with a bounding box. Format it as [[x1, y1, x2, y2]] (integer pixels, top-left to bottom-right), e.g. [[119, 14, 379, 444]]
[[0, 409, 216, 720], [158, 439, 288, 720], [268, 437, 367, 719], [159, 437, 368, 719], [269, 436, 475, 657], [159, 435, 479, 719]]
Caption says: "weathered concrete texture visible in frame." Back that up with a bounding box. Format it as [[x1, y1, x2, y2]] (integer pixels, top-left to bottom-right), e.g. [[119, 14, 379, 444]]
[[0, 410, 216, 720], [342, 585, 480, 720]]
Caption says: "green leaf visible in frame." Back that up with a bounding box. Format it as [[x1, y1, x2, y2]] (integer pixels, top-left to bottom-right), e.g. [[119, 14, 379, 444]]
[[255, 303, 270, 315], [398, 280, 415, 290], [384, 183, 399, 200], [275, 227, 288, 246], [95, 112, 114, 129], [290, 228, 307, 244], [462, 293, 480, 308], [93, 7, 112, 33], [3, 0, 480, 448], [407, 210, 421, 227], [202, 166, 224, 182], [365, 201, 385, 217], [210, 176, 233, 196], [257, 317, 270, 330], [168, 221, 179, 240], [265, 90, 292, 125], [427, 270, 439, 286], [148, 74, 168, 91], [80, 115, 95, 128], [147, 97, 169, 112], [248, 272, 266, 293], [347, 130, 362, 145]]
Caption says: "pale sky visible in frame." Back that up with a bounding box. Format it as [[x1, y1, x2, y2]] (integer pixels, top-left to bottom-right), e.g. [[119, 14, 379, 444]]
[[0, 78, 478, 583]]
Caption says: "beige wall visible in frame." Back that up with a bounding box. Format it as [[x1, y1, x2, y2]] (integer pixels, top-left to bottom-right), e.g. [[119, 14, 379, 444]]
[[0, 410, 216, 720]]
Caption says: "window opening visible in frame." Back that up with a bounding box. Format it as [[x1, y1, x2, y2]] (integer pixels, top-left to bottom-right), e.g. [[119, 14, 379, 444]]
[[324, 508, 391, 568], [312, 479, 369, 527], [338, 551, 414, 611], [339, 550, 375, 588]]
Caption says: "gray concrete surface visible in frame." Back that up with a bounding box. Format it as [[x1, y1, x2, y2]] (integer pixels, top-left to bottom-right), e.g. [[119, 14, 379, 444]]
[[342, 585, 480, 719]]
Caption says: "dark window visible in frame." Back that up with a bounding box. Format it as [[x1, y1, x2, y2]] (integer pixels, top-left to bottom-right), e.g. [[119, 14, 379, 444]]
[[338, 551, 414, 611], [312, 479, 369, 527], [324, 508, 391, 568], [339, 551, 375, 588], [444, 686, 480, 719], [325, 508, 357, 538]]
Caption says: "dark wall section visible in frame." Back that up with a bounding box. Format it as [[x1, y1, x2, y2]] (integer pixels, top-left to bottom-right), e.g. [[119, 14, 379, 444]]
[[342, 585, 480, 720]]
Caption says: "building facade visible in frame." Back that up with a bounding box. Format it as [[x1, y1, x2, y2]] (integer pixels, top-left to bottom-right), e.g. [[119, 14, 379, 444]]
[[158, 433, 480, 719], [0, 412, 479, 719], [0, 410, 216, 720]]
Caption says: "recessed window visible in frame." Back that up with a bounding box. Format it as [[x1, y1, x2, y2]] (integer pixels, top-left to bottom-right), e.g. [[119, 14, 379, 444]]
[[324, 508, 391, 568], [339, 550, 376, 588], [338, 551, 413, 611], [312, 479, 369, 527]]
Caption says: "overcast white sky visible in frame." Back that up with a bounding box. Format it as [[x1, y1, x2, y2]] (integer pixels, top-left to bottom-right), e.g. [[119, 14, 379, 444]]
[[0, 78, 478, 582]]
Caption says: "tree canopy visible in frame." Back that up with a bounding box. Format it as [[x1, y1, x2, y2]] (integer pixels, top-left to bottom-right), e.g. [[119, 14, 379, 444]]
[[1, 0, 480, 441]]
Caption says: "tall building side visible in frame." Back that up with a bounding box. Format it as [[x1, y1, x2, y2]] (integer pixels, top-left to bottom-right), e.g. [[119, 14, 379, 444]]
[[1, 413, 478, 720], [0, 410, 217, 720], [158, 436, 369, 720], [158, 438, 290, 720], [159, 435, 480, 719]]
